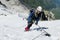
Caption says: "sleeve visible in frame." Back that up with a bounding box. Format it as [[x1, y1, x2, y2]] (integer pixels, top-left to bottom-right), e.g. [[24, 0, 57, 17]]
[[41, 12, 48, 20]]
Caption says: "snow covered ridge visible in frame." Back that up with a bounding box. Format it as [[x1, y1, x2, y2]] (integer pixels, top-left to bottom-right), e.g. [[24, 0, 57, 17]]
[[0, 0, 29, 13], [0, 0, 29, 18]]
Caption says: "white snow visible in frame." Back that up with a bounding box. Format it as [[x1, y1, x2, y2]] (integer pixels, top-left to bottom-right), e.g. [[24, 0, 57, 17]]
[[0, 0, 60, 40], [0, 7, 60, 40], [0, 0, 29, 18]]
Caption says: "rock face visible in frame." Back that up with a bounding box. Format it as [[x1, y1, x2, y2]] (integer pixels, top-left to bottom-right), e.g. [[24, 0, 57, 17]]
[[0, 0, 29, 14], [44, 10, 55, 21]]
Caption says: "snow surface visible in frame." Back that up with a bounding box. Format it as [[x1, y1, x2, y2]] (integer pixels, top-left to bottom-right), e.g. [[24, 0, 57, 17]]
[[0, 0, 29, 18], [0, 7, 60, 40], [0, 0, 60, 39]]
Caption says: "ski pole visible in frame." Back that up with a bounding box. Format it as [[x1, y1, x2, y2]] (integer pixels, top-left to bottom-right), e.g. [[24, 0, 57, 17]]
[[37, 25, 43, 31], [37, 25, 51, 37]]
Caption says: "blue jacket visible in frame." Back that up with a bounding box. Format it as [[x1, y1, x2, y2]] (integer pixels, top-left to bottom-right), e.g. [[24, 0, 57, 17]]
[[27, 10, 44, 23]]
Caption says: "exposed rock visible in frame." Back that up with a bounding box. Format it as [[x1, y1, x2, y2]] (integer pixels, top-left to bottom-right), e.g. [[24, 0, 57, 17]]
[[44, 10, 55, 21]]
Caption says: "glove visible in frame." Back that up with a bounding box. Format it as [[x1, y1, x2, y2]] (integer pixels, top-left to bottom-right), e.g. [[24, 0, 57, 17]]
[[35, 21, 38, 25]]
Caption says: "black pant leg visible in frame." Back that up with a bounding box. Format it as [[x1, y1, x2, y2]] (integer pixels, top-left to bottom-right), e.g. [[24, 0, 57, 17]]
[[28, 20, 34, 29]]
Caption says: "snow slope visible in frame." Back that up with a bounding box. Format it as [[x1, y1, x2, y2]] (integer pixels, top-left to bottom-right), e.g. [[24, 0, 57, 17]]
[[0, 7, 60, 40], [0, 0, 29, 18]]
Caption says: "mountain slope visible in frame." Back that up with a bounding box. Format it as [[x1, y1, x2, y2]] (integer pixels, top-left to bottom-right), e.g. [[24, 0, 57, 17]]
[[0, 7, 60, 40], [0, 0, 29, 15]]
